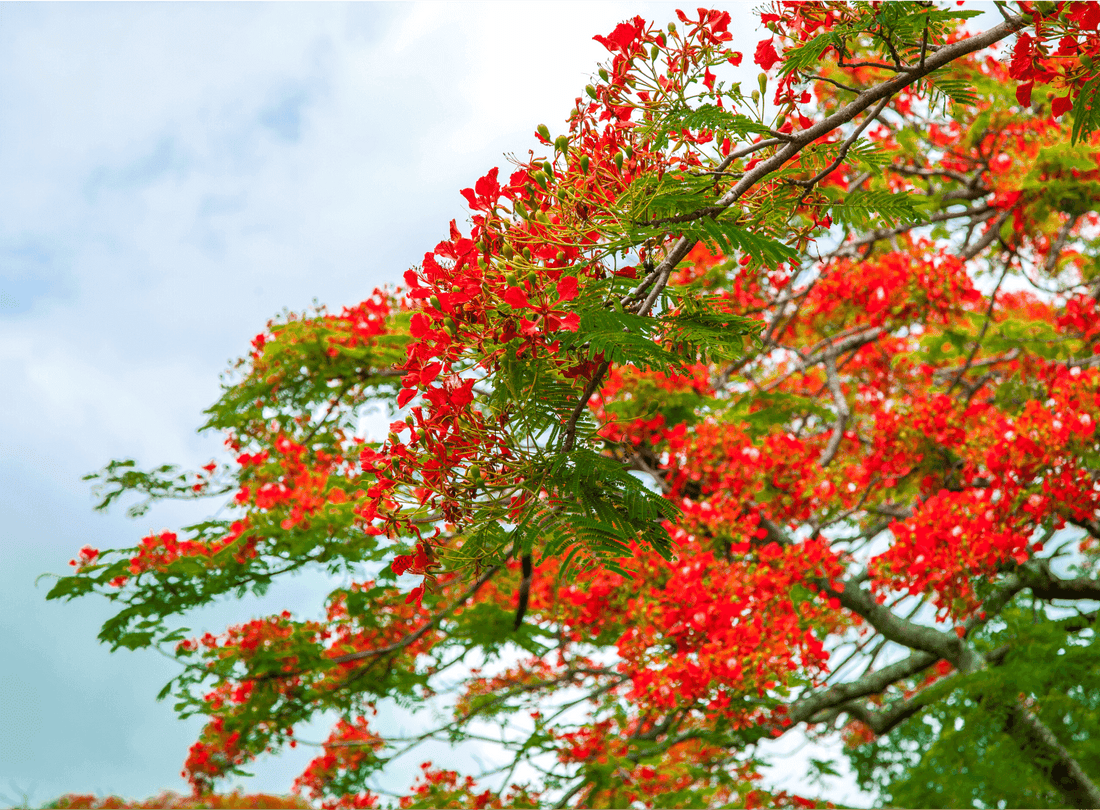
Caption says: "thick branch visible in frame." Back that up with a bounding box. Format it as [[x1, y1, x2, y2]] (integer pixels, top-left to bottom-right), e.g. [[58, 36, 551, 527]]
[[790, 649, 937, 725], [642, 11, 1025, 301], [1024, 565, 1100, 602], [831, 577, 960, 661], [1004, 703, 1100, 807]]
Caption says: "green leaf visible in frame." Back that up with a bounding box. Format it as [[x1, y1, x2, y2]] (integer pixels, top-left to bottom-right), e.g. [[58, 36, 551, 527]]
[[45, 574, 95, 601], [647, 104, 774, 145], [1071, 74, 1100, 146], [830, 189, 925, 229]]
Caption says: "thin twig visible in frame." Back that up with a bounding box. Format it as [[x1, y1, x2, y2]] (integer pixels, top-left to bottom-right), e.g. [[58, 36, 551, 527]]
[[946, 261, 1010, 394], [791, 96, 892, 196]]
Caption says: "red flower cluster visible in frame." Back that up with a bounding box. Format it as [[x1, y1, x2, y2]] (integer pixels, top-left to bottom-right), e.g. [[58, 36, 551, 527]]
[[55, 5, 1100, 809]]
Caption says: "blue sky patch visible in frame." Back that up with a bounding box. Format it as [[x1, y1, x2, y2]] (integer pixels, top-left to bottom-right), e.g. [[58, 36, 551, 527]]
[[259, 87, 311, 143]]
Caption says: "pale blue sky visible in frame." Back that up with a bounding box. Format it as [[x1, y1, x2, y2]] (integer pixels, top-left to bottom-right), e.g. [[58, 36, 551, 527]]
[[0, 2, 900, 805]]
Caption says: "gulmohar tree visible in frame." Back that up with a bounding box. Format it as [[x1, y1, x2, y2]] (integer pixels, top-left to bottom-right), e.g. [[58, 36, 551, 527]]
[[47, 2, 1100, 808]]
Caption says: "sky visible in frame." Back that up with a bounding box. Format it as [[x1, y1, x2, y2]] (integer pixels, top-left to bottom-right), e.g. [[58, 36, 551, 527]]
[[0, 2, 920, 806]]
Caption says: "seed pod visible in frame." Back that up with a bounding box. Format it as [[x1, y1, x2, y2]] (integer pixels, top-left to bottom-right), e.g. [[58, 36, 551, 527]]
[[537, 123, 551, 141]]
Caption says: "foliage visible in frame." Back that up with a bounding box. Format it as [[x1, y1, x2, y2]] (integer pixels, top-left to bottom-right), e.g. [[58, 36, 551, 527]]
[[43, 791, 310, 809], [47, 2, 1100, 808], [846, 600, 1100, 808]]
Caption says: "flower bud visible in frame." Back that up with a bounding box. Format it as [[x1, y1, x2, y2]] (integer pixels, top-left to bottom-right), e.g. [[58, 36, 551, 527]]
[[614, 152, 624, 171], [598, 68, 609, 82], [758, 72, 768, 96], [537, 123, 551, 141], [580, 155, 591, 173], [586, 84, 598, 99]]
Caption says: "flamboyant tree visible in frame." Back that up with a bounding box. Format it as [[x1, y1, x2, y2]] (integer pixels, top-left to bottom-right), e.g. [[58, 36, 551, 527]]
[[47, 2, 1100, 808], [41, 791, 311, 809]]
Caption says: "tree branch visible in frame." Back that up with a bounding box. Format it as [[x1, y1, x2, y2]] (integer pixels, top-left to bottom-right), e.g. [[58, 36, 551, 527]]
[[818, 355, 851, 468], [1003, 702, 1100, 807]]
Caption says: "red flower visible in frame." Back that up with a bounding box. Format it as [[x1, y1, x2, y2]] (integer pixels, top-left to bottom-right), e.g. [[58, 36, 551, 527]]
[[503, 286, 530, 310], [754, 38, 781, 70], [1016, 80, 1034, 107]]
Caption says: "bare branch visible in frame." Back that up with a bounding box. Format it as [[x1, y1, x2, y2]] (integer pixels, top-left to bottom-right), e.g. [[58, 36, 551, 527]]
[[818, 355, 850, 468], [790, 649, 938, 725]]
